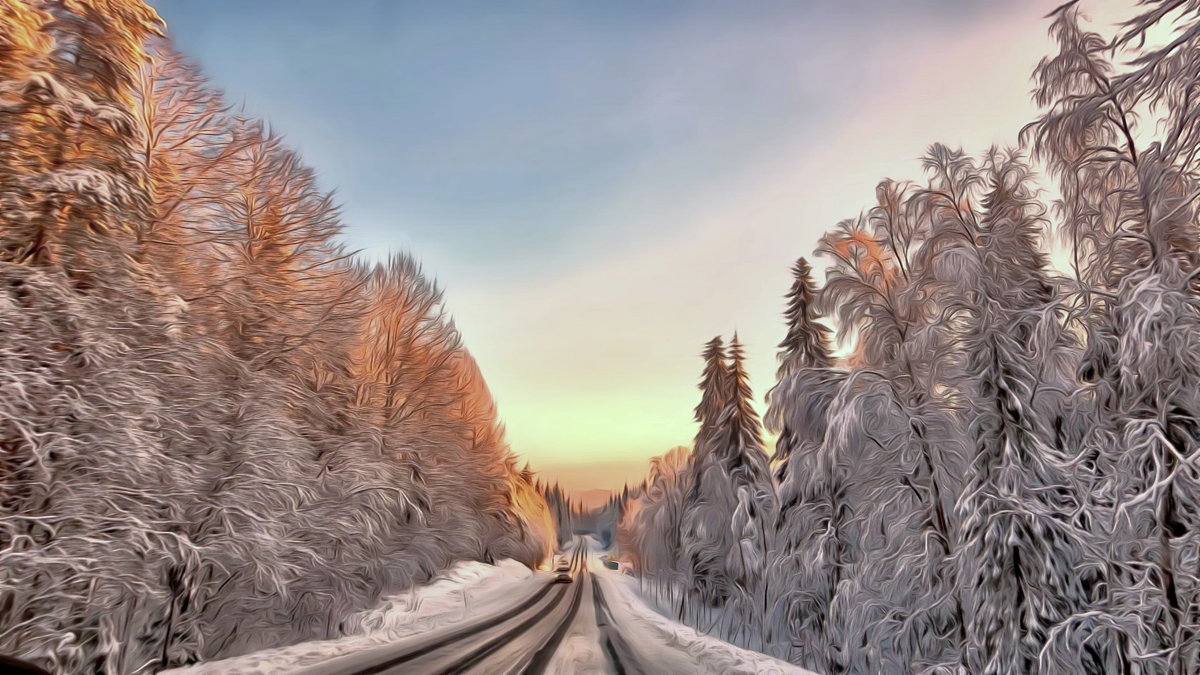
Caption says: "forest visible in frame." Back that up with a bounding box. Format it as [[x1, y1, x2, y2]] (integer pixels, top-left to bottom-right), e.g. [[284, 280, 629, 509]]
[[616, 2, 1200, 673], [0, 1, 553, 673]]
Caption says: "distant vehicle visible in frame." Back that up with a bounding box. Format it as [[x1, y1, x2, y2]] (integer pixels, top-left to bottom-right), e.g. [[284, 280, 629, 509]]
[[554, 570, 573, 583], [555, 561, 571, 573], [603, 559, 619, 570]]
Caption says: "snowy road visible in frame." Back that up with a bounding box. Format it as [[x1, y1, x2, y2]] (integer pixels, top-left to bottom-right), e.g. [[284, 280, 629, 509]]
[[166, 538, 806, 674], [291, 542, 624, 675]]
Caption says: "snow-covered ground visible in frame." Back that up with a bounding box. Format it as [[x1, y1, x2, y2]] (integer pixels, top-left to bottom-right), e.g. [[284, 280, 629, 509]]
[[588, 557, 814, 675], [162, 559, 544, 674], [162, 543, 813, 675]]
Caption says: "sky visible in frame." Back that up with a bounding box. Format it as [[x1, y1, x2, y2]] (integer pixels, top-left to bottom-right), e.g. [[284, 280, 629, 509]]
[[149, 0, 1128, 493]]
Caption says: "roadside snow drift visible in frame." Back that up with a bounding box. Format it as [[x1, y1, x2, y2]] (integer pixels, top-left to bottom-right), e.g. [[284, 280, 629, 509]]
[[591, 563, 813, 675], [163, 560, 543, 674]]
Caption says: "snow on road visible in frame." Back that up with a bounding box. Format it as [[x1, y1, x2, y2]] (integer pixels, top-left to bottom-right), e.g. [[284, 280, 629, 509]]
[[163, 544, 814, 675], [543, 573, 609, 675], [590, 560, 815, 675], [162, 559, 543, 675]]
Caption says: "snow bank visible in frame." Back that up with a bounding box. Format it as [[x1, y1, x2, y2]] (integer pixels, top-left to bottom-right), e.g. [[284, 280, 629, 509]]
[[590, 562, 815, 675], [163, 559, 540, 674]]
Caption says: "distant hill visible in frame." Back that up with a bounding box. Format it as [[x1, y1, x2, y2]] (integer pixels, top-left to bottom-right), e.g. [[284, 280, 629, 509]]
[[572, 488, 614, 511]]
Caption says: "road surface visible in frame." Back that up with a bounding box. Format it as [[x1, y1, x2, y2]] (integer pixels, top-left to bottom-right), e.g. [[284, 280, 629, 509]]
[[296, 540, 640, 675]]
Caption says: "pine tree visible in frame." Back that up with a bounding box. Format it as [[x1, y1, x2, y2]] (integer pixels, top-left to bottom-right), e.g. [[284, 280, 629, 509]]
[[679, 336, 731, 620], [681, 334, 776, 648], [693, 335, 731, 439], [766, 257, 834, 484], [714, 334, 773, 499], [762, 257, 848, 668], [774, 258, 834, 380]]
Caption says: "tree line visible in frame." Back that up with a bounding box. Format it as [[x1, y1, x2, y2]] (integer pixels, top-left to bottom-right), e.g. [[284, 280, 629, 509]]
[[616, 3, 1200, 673], [535, 476, 585, 547], [0, 2, 552, 673]]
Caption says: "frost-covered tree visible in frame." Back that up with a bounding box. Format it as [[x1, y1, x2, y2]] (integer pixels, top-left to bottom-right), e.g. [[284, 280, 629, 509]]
[[764, 366, 848, 669], [619, 333, 775, 646], [0, 4, 553, 673], [206, 123, 358, 373], [615, 3, 1200, 672], [679, 336, 735, 621], [712, 336, 775, 647], [617, 446, 691, 600], [766, 257, 834, 485], [817, 182, 970, 670], [1029, 4, 1200, 670], [763, 256, 837, 600], [944, 151, 1094, 674], [762, 257, 847, 669], [694, 335, 731, 437], [667, 333, 779, 649], [0, 0, 161, 278], [128, 43, 245, 317], [713, 335, 774, 502]]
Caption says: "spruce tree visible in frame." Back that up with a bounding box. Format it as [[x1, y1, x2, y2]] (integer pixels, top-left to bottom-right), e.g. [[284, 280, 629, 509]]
[[710, 335, 775, 648], [680, 336, 733, 622], [693, 335, 731, 439], [715, 334, 773, 497], [775, 258, 834, 380], [763, 257, 847, 669], [766, 257, 834, 483]]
